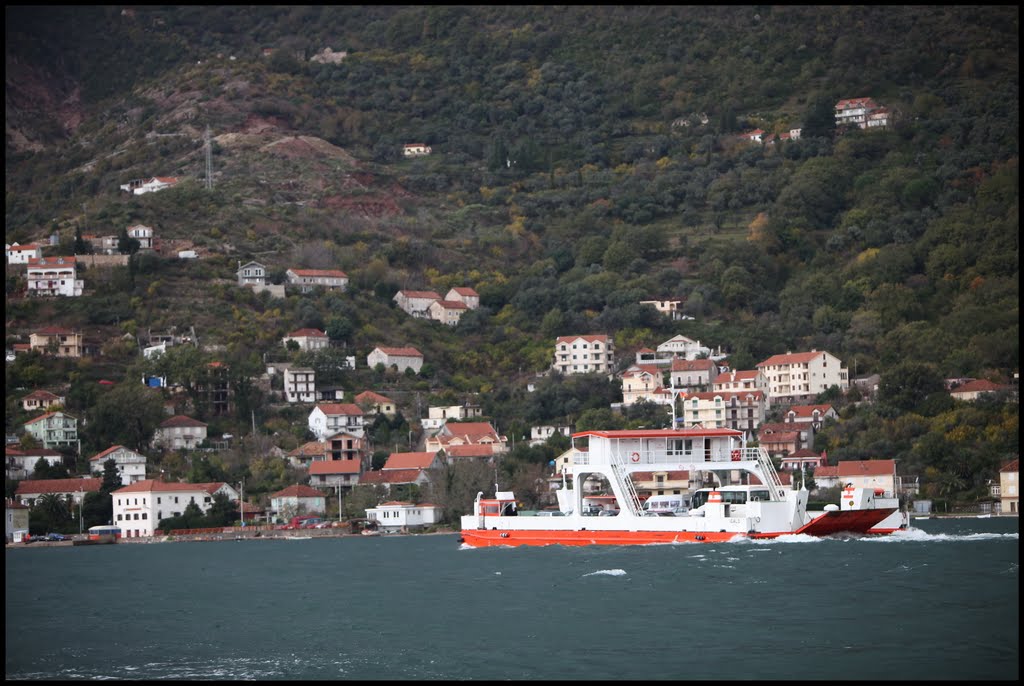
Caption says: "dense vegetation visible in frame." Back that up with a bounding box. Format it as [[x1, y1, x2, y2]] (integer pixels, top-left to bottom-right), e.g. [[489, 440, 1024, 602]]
[[4, 6, 1018, 517]]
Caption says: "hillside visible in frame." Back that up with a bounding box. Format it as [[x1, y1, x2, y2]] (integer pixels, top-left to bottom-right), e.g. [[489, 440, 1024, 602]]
[[4, 6, 1019, 509]]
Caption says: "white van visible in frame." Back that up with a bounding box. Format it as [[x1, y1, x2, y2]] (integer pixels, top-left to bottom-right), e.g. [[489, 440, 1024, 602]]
[[642, 494, 691, 515]]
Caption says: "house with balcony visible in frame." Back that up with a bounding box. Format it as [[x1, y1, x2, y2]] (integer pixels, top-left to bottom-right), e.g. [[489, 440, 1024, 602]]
[[402, 143, 432, 157], [152, 415, 208, 451], [285, 268, 348, 293], [779, 449, 829, 473], [286, 441, 327, 469], [999, 459, 1018, 515], [835, 97, 889, 130], [553, 334, 615, 376], [23, 411, 78, 451], [757, 422, 813, 458], [127, 224, 155, 250], [89, 445, 148, 484], [656, 334, 711, 361], [29, 327, 84, 358], [308, 459, 362, 491], [756, 350, 849, 403], [669, 358, 718, 391], [236, 261, 267, 287], [639, 299, 685, 320], [120, 176, 180, 195], [784, 404, 838, 430], [26, 256, 83, 297], [425, 421, 507, 456], [284, 367, 316, 403], [529, 425, 572, 447], [631, 469, 693, 502], [674, 390, 767, 441], [620, 364, 669, 406], [420, 404, 484, 433], [308, 403, 365, 441], [713, 369, 767, 393]]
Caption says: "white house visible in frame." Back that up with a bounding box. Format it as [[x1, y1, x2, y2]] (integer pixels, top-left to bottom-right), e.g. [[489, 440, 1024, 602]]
[[552, 334, 615, 375], [126, 224, 154, 250], [237, 261, 267, 287], [402, 143, 432, 157], [393, 290, 441, 318], [270, 484, 327, 519], [428, 299, 468, 326], [656, 334, 710, 361], [284, 367, 316, 403], [669, 358, 718, 391], [421, 404, 484, 432], [152, 415, 208, 450], [445, 287, 480, 309], [6, 242, 43, 264], [15, 477, 101, 508], [367, 346, 424, 374], [529, 425, 572, 446], [308, 403, 366, 441], [621, 364, 668, 406], [5, 447, 64, 480], [713, 369, 767, 393], [639, 299, 684, 320], [20, 390, 65, 412], [835, 97, 889, 129], [285, 268, 348, 293], [756, 350, 849, 402], [26, 256, 83, 297], [308, 459, 362, 490], [89, 445, 148, 484], [120, 177, 180, 195], [112, 479, 239, 538], [365, 501, 442, 531], [282, 328, 329, 352]]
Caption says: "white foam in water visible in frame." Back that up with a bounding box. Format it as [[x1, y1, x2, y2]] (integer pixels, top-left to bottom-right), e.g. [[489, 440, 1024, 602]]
[[583, 568, 627, 577]]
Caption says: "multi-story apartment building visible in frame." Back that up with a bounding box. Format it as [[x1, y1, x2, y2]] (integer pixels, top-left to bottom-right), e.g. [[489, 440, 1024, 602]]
[[29, 327, 83, 358], [553, 335, 615, 375], [284, 367, 316, 403], [23, 411, 79, 451], [112, 480, 239, 538], [308, 403, 366, 441], [674, 390, 767, 441], [755, 350, 849, 403]]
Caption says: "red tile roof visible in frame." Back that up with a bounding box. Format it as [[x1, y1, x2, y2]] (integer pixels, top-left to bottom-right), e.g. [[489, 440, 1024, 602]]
[[951, 379, 1008, 394], [383, 452, 438, 470], [449, 287, 479, 297], [288, 269, 348, 278], [354, 390, 394, 405], [158, 415, 207, 428], [288, 441, 327, 457], [787, 404, 835, 418], [443, 444, 495, 458], [90, 445, 134, 462], [24, 411, 76, 425], [398, 290, 442, 299], [555, 334, 610, 344], [757, 351, 833, 367], [360, 469, 423, 485], [433, 299, 468, 310], [671, 358, 717, 372], [1000, 459, 1018, 473], [113, 480, 227, 494], [21, 390, 62, 402], [314, 403, 363, 416], [16, 478, 102, 495], [270, 484, 326, 499], [308, 460, 361, 475], [375, 346, 423, 357], [285, 328, 327, 338], [834, 459, 896, 477]]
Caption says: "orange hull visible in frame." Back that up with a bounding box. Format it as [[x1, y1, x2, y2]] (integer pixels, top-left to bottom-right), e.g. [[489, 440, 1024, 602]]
[[460, 528, 767, 547]]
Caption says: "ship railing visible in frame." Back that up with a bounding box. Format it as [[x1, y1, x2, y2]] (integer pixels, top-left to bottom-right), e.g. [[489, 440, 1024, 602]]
[[748, 447, 786, 500]]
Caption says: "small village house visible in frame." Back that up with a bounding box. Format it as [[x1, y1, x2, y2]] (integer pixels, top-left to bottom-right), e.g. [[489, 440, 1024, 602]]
[[285, 268, 348, 293], [6, 242, 43, 264], [998, 459, 1018, 515], [366, 346, 424, 374], [365, 501, 442, 531], [20, 389, 65, 413], [89, 445, 148, 484], [15, 477, 101, 508], [23, 411, 79, 451], [444, 287, 480, 309], [282, 328, 329, 352], [308, 459, 361, 491], [308, 403, 366, 441], [152, 415, 208, 451], [6, 446, 64, 480], [284, 367, 316, 403], [270, 484, 327, 520], [354, 390, 397, 417], [26, 256, 83, 297], [393, 290, 442, 318]]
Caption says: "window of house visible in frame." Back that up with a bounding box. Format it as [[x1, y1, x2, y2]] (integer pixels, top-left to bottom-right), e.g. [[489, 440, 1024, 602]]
[[142, 513, 147, 520], [117, 513, 123, 521]]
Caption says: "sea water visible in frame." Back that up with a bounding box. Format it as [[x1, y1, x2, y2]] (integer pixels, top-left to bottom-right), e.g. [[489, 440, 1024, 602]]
[[5, 517, 1018, 680]]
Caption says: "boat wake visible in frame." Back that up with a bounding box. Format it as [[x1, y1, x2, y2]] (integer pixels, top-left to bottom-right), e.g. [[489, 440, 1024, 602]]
[[583, 569, 627, 577]]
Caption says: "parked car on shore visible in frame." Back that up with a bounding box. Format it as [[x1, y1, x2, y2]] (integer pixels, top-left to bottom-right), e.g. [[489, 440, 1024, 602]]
[[45, 533, 68, 541]]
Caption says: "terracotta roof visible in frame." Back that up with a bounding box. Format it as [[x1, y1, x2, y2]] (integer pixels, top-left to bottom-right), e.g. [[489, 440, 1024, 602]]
[[449, 287, 479, 297], [314, 403, 363, 416], [285, 328, 327, 338], [383, 452, 437, 470], [757, 351, 834, 367], [270, 484, 326, 499], [16, 478, 102, 495], [834, 459, 896, 477], [1000, 459, 1018, 473], [556, 334, 610, 344], [432, 299, 468, 310], [90, 445, 142, 462], [21, 390, 62, 402], [354, 390, 394, 405], [32, 326, 77, 335], [288, 441, 327, 457], [398, 290, 442, 299], [113, 480, 227, 494], [443, 444, 495, 458], [443, 422, 499, 439], [951, 379, 1008, 394], [28, 256, 77, 267], [787, 404, 835, 417], [24, 411, 76, 425], [671, 358, 717, 372], [308, 460, 361, 475], [360, 469, 423, 485], [677, 390, 764, 401], [288, 269, 347, 278], [158, 415, 207, 428], [374, 346, 423, 357], [786, 449, 823, 458], [759, 431, 800, 443], [815, 466, 838, 478]]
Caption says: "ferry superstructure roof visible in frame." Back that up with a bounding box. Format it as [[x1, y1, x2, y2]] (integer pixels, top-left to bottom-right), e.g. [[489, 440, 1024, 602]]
[[573, 428, 743, 440]]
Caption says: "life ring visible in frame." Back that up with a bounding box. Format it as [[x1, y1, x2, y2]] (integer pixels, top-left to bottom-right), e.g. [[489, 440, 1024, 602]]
[[630, 452, 640, 463], [730, 449, 741, 461]]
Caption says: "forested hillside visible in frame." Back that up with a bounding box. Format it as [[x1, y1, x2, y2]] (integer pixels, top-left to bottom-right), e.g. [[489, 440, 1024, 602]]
[[4, 6, 1018, 512]]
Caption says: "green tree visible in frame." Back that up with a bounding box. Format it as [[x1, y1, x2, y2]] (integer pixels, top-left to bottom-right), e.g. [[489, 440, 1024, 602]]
[[87, 383, 166, 453], [879, 361, 945, 414]]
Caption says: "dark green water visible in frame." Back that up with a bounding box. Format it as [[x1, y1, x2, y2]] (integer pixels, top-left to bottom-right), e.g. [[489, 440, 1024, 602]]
[[5, 518, 1018, 681]]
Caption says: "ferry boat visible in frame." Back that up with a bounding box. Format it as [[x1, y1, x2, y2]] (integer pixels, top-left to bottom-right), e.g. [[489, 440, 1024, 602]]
[[459, 428, 910, 548]]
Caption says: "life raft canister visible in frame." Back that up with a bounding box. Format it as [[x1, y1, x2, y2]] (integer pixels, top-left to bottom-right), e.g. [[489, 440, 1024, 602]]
[[708, 491, 722, 503]]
